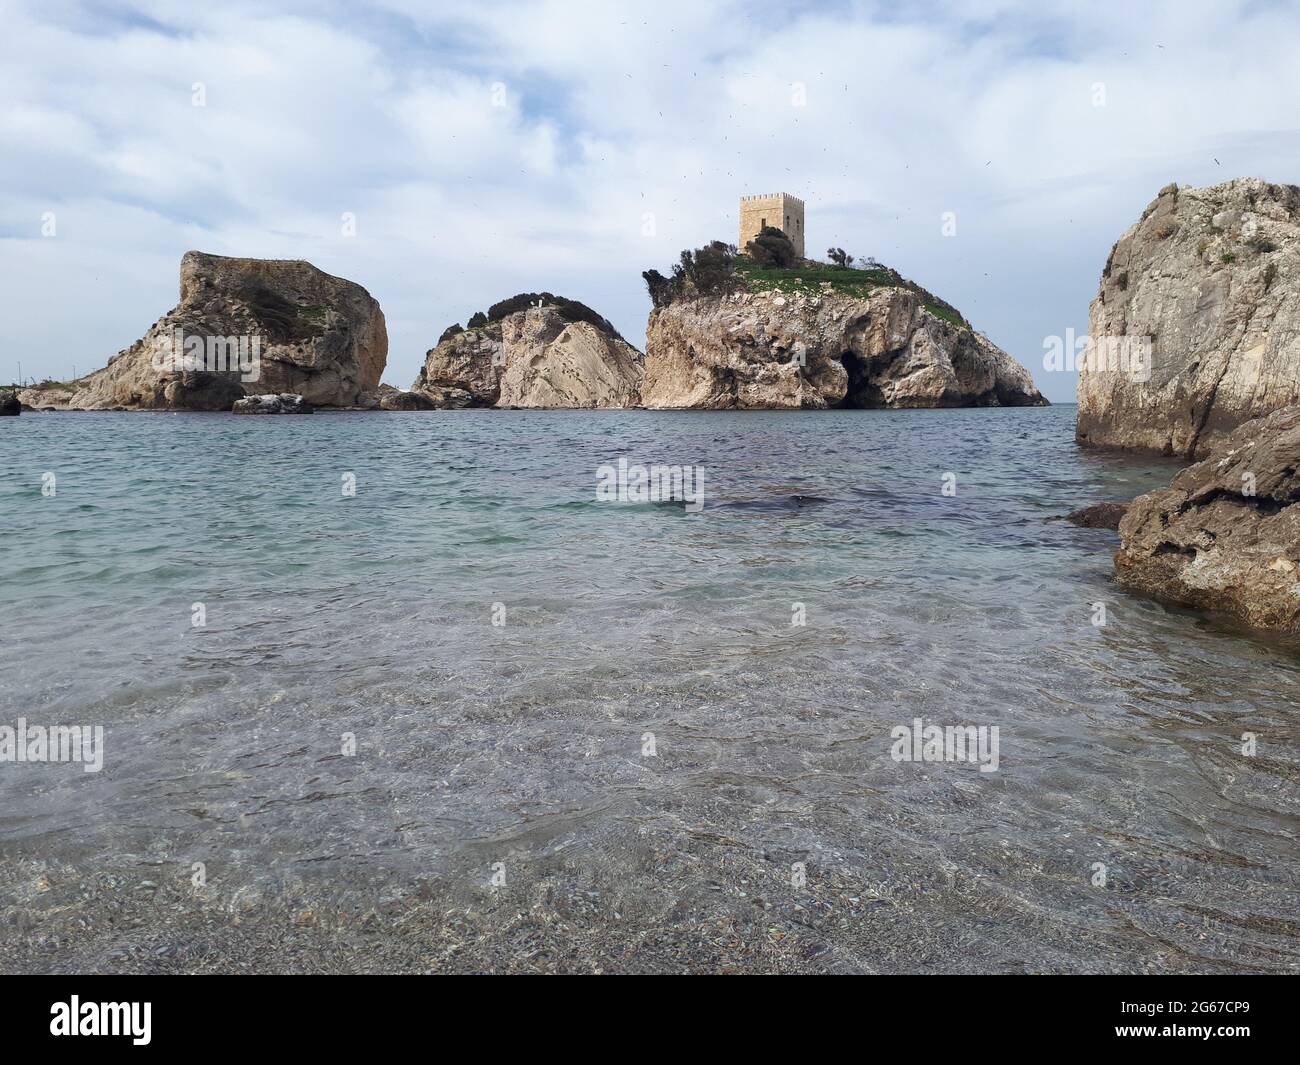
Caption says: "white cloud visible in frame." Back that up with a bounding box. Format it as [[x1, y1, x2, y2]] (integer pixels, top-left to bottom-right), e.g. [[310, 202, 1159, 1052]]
[[3, 0, 1299, 400]]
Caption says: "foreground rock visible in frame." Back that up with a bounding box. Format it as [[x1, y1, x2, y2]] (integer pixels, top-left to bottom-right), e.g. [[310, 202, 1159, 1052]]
[[1, 391, 20, 416], [641, 287, 1044, 409], [414, 294, 642, 408], [65, 251, 386, 411], [1079, 178, 1300, 457], [232, 393, 313, 415], [1116, 406, 1300, 633], [1066, 502, 1129, 530]]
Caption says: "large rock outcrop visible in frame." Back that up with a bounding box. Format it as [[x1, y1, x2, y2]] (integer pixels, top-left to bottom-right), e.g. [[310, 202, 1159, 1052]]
[[640, 286, 1044, 409], [1116, 406, 1300, 634], [414, 298, 642, 409], [1078, 178, 1300, 457], [64, 251, 386, 410]]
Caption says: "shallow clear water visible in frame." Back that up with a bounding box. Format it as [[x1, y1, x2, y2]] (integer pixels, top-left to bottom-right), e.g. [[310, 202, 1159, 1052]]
[[2, 406, 1297, 973]]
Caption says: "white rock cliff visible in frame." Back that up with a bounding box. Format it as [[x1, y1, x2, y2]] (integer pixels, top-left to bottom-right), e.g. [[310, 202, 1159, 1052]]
[[1079, 178, 1300, 456]]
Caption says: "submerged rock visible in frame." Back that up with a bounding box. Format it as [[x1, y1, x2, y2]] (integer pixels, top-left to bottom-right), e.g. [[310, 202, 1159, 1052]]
[[231, 393, 313, 415], [64, 251, 386, 411], [414, 297, 642, 409], [640, 287, 1044, 409], [1116, 405, 1300, 633], [1079, 178, 1300, 457], [1066, 501, 1129, 530]]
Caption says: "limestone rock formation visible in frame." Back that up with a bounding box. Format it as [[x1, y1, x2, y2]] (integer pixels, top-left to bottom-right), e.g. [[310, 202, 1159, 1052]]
[[496, 309, 642, 408], [414, 299, 642, 409], [1078, 178, 1300, 457], [63, 251, 386, 411], [231, 393, 313, 415], [414, 326, 504, 405], [640, 287, 1044, 409], [1115, 406, 1300, 634]]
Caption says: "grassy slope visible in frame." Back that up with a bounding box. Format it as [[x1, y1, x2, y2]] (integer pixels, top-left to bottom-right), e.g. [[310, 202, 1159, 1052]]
[[733, 257, 970, 330]]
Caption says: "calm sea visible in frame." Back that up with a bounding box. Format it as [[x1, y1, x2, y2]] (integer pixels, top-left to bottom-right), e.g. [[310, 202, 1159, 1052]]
[[1, 405, 1297, 972]]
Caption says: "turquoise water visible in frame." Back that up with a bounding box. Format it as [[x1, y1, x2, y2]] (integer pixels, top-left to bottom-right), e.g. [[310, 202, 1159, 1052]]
[[2, 406, 1298, 972]]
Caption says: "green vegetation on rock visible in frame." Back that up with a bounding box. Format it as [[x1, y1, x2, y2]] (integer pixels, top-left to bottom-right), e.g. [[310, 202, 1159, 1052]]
[[734, 256, 893, 297], [442, 293, 625, 344], [237, 283, 328, 341], [734, 257, 972, 330], [643, 242, 974, 332], [743, 225, 797, 268]]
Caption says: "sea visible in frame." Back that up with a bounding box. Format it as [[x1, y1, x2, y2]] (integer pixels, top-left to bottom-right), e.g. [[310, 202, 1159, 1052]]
[[1, 404, 1297, 973]]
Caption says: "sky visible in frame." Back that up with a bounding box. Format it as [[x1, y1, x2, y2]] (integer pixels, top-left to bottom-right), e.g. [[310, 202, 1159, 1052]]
[[3, 0, 1300, 401]]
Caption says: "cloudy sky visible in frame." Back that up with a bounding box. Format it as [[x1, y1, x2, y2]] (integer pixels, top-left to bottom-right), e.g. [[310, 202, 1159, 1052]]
[[4, 0, 1299, 400]]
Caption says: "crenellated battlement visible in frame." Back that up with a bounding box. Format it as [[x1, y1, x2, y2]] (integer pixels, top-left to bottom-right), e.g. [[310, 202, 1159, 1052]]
[[740, 193, 805, 206]]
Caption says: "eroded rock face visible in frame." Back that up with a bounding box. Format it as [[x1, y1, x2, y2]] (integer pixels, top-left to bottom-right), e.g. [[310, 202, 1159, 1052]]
[[414, 326, 505, 406], [640, 287, 1044, 409], [1079, 178, 1300, 457], [497, 311, 642, 408], [1115, 406, 1300, 633], [413, 304, 642, 409], [1, 391, 20, 416], [65, 251, 386, 410]]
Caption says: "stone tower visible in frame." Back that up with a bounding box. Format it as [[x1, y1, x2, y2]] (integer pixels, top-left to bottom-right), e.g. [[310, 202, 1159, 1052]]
[[739, 193, 805, 258]]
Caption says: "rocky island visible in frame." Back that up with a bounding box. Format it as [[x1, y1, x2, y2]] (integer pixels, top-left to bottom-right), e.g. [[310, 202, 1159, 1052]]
[[641, 238, 1044, 409], [15, 222, 1045, 416], [412, 293, 642, 409], [19, 251, 386, 411]]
